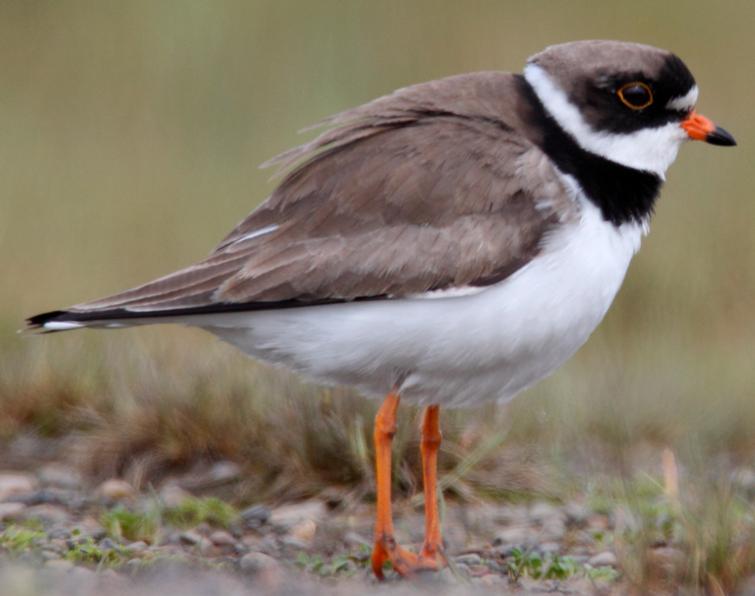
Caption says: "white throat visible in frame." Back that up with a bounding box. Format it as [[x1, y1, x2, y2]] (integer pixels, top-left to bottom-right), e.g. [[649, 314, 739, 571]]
[[524, 63, 689, 179]]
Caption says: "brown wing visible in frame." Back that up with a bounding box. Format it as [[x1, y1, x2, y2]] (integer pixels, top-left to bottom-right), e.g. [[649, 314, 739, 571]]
[[60, 72, 572, 318]]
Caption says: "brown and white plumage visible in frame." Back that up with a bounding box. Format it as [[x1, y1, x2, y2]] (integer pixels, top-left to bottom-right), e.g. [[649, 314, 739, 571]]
[[27, 40, 734, 408], [31, 72, 572, 322]]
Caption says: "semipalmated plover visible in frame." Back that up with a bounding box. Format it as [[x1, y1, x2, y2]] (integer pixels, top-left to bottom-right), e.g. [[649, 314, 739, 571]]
[[27, 40, 736, 578]]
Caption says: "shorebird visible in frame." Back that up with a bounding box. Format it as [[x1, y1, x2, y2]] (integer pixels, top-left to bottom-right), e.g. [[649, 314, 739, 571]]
[[27, 40, 735, 578]]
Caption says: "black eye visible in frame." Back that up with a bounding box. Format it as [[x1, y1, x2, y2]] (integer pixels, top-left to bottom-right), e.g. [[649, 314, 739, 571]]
[[617, 81, 653, 110]]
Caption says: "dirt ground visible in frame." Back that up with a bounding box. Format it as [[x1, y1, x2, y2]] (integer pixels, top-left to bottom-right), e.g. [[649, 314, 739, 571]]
[[3, 451, 753, 596]]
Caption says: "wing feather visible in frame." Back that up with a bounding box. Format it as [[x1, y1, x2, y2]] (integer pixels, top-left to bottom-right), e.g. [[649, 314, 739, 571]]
[[53, 72, 574, 321]]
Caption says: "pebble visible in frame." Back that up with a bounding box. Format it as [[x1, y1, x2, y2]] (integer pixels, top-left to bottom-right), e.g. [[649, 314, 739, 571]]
[[159, 483, 193, 508], [240, 504, 271, 528], [270, 500, 325, 528], [209, 530, 237, 547], [588, 551, 618, 567], [290, 519, 317, 544], [99, 537, 120, 550], [239, 551, 280, 574], [454, 553, 482, 566], [0, 502, 26, 520], [179, 530, 203, 545], [127, 541, 148, 554], [208, 460, 241, 483], [0, 472, 37, 500], [97, 478, 135, 501], [37, 464, 82, 490]]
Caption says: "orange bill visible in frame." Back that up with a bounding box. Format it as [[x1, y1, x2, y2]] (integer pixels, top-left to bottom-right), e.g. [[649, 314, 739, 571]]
[[681, 111, 736, 146]]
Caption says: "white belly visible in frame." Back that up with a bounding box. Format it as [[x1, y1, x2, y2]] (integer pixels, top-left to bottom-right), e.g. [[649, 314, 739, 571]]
[[200, 199, 644, 407]]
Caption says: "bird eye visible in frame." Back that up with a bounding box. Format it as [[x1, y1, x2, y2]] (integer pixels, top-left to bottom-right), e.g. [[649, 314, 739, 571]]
[[617, 81, 653, 110]]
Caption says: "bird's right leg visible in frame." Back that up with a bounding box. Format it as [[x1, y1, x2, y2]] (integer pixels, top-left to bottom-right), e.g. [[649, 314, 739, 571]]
[[371, 391, 419, 579]]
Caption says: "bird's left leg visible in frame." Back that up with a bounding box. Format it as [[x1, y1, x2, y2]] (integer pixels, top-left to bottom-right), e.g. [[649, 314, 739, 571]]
[[417, 404, 446, 568]]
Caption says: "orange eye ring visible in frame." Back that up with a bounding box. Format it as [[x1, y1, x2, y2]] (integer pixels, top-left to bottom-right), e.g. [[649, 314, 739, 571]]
[[617, 81, 654, 110]]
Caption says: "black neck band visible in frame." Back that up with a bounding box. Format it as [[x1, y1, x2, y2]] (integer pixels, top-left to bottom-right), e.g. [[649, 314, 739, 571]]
[[517, 76, 662, 226]]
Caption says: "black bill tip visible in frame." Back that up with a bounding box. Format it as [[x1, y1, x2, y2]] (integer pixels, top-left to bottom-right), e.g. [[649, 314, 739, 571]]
[[706, 126, 737, 147]]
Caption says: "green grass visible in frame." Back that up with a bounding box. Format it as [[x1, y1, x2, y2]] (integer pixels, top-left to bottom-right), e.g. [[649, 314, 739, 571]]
[[0, 525, 46, 557], [64, 533, 131, 567], [101, 506, 161, 544], [162, 497, 238, 529]]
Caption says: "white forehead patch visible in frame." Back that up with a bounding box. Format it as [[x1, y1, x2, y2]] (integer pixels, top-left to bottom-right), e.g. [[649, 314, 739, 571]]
[[666, 85, 698, 111]]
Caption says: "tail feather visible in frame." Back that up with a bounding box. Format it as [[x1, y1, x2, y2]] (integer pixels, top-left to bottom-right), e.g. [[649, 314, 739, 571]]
[[24, 297, 357, 334]]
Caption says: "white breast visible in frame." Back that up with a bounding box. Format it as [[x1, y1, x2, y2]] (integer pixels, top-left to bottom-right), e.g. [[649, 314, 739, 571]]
[[201, 194, 644, 408]]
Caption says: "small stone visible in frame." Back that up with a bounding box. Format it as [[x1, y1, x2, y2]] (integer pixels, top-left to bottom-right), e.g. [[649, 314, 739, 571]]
[[210, 530, 236, 546], [0, 472, 37, 500], [127, 541, 148, 554], [37, 464, 82, 489], [0, 502, 26, 520], [99, 537, 120, 550], [240, 504, 270, 528], [280, 536, 308, 550], [270, 500, 325, 528], [179, 530, 202, 545], [588, 551, 618, 567], [290, 519, 317, 544], [208, 461, 241, 483], [97, 479, 135, 501], [159, 483, 193, 509], [45, 559, 74, 571], [239, 551, 280, 574], [454, 553, 482, 566]]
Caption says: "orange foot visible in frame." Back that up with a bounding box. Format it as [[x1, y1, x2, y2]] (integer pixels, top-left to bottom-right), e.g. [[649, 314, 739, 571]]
[[371, 394, 447, 580], [371, 536, 446, 579]]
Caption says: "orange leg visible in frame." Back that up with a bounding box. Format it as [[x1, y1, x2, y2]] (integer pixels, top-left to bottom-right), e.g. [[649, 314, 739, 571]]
[[370, 394, 446, 579], [418, 404, 445, 566], [371, 391, 419, 578]]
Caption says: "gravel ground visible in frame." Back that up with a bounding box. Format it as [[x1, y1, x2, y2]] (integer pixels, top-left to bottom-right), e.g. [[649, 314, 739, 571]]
[[0, 462, 751, 595]]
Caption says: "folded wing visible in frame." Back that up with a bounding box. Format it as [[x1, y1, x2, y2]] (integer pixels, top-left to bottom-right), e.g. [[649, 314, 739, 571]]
[[28, 73, 571, 328]]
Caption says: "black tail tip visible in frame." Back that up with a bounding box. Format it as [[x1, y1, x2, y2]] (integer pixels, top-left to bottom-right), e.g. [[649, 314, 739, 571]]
[[24, 310, 74, 333]]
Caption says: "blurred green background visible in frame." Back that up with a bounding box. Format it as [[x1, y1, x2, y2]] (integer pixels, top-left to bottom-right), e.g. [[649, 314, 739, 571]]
[[0, 1, 752, 477]]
